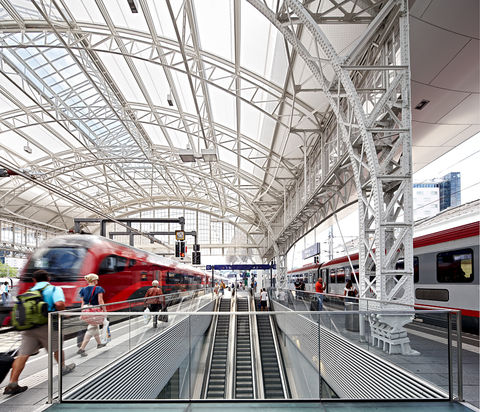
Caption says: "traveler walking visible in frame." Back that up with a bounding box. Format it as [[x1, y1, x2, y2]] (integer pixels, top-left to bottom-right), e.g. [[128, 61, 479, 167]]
[[77, 274, 107, 357], [315, 278, 325, 311], [144, 280, 164, 328], [4, 270, 75, 395]]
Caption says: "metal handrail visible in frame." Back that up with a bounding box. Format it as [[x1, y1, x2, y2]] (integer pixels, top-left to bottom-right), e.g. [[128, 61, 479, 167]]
[[59, 287, 213, 312], [268, 312, 288, 398]]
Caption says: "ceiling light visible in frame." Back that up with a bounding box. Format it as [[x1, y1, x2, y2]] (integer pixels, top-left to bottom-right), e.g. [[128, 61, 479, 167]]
[[127, 0, 138, 13], [415, 99, 430, 110], [167, 94, 174, 106], [24, 143, 32, 154], [201, 148, 218, 162], [179, 149, 196, 162]]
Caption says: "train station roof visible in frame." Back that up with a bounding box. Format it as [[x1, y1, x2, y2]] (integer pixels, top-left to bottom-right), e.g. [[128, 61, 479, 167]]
[[0, 0, 478, 254]]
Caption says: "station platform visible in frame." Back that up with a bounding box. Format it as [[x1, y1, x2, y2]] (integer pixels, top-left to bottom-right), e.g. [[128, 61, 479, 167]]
[[0, 290, 478, 412]]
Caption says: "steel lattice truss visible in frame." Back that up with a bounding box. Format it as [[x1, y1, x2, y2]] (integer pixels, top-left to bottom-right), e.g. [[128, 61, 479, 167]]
[[0, 0, 413, 306]]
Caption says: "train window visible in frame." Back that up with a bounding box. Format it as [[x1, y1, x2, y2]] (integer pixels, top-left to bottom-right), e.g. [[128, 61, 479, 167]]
[[337, 268, 345, 284], [395, 257, 419, 283], [98, 255, 129, 274], [23, 247, 87, 282], [415, 288, 449, 302], [329, 269, 336, 284], [116, 256, 128, 272], [129, 259, 136, 267], [437, 249, 474, 283], [98, 256, 116, 274], [167, 272, 183, 284]]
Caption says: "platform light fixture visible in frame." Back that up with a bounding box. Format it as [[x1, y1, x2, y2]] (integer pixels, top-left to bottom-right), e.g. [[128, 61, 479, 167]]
[[201, 148, 218, 162], [127, 0, 138, 13], [24, 143, 32, 154], [179, 148, 196, 163], [415, 99, 430, 110], [167, 93, 174, 106]]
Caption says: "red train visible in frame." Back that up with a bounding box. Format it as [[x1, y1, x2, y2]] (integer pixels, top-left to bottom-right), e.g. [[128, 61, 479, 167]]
[[17, 234, 209, 309], [288, 221, 479, 333]]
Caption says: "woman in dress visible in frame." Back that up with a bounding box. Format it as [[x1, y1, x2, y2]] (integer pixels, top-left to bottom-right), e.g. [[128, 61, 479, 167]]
[[77, 273, 107, 356]]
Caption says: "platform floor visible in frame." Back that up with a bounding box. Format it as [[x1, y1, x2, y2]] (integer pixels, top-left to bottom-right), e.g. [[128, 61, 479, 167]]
[[44, 400, 475, 412], [0, 293, 478, 411]]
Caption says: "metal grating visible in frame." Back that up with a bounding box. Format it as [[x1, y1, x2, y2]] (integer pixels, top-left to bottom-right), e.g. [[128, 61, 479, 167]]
[[271, 301, 447, 400], [65, 301, 215, 400]]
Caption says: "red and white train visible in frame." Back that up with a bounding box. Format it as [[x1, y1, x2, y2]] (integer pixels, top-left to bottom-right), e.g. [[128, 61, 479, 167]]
[[17, 234, 210, 310], [288, 222, 479, 333]]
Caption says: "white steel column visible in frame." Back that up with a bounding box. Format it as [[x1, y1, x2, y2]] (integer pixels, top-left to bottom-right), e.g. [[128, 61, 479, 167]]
[[248, 0, 415, 354]]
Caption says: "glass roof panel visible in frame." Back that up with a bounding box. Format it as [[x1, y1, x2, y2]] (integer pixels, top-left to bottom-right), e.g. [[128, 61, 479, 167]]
[[64, 0, 105, 25], [257, 115, 276, 148], [8, 0, 42, 20], [218, 145, 236, 166], [241, 2, 279, 82], [148, 0, 177, 40], [107, 0, 149, 32], [47, 124, 84, 148], [0, 6, 9, 21], [0, 93, 19, 113], [194, 0, 234, 62], [133, 60, 170, 107], [267, 32, 289, 85], [171, 71, 197, 115], [2, 131, 46, 162], [24, 125, 71, 153], [239, 101, 262, 141], [167, 128, 190, 149], [97, 51, 147, 105], [143, 123, 169, 146], [208, 84, 236, 130], [22, 186, 47, 200]]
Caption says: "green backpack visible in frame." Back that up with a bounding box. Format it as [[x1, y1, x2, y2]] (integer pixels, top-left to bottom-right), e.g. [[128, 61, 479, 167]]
[[11, 285, 49, 330]]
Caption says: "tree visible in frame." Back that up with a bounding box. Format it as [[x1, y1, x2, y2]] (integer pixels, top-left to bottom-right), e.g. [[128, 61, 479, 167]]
[[0, 262, 18, 278]]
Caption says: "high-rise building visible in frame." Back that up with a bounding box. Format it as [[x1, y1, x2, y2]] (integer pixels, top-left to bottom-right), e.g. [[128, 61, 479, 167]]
[[413, 183, 440, 220], [439, 172, 461, 211], [413, 172, 461, 220]]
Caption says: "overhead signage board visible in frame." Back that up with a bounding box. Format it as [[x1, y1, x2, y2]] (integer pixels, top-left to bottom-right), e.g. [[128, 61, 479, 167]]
[[206, 264, 275, 271], [302, 243, 320, 260]]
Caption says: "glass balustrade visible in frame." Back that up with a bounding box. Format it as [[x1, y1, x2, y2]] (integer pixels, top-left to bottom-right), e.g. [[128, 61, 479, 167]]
[[47, 289, 462, 403]]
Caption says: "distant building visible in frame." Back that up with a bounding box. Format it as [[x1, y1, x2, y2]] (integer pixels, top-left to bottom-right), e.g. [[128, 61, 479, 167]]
[[413, 172, 461, 220], [413, 183, 440, 220], [439, 172, 461, 211]]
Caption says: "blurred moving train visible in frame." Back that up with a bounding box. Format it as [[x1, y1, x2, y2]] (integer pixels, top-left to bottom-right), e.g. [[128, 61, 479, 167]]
[[288, 221, 479, 333], [16, 234, 210, 310]]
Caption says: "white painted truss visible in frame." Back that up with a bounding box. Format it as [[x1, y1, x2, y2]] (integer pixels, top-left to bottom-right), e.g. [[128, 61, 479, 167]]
[[0, 0, 414, 306]]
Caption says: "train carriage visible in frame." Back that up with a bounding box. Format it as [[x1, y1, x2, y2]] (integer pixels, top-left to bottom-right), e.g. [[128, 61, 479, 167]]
[[17, 234, 209, 310], [288, 222, 479, 333]]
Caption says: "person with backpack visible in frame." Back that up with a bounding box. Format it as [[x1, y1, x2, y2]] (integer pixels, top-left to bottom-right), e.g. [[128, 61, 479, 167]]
[[4, 270, 76, 395], [77, 273, 107, 356]]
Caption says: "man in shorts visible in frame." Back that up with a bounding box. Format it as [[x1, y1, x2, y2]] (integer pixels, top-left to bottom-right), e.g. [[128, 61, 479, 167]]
[[4, 270, 76, 395]]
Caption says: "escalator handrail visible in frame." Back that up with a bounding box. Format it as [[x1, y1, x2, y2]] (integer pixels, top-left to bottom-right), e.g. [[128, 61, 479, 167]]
[[202, 296, 222, 398], [268, 312, 289, 398], [247, 295, 259, 399]]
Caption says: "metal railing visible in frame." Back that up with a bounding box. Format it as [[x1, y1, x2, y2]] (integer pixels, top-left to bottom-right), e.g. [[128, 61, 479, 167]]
[[46, 294, 461, 403]]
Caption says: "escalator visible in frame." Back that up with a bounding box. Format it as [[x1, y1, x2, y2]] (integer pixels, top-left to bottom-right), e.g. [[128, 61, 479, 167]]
[[205, 297, 231, 398], [234, 298, 254, 398], [256, 302, 286, 398]]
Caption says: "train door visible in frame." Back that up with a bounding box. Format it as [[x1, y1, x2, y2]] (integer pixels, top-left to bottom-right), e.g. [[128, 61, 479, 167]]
[[320, 268, 328, 292], [153, 267, 160, 282]]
